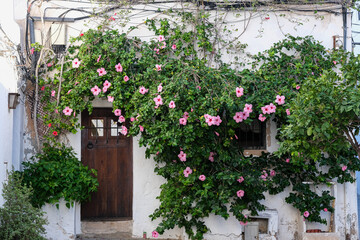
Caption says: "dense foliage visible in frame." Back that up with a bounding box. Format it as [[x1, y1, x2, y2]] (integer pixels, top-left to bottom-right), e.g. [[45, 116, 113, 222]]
[[34, 11, 360, 239], [0, 171, 48, 240], [21, 144, 98, 208]]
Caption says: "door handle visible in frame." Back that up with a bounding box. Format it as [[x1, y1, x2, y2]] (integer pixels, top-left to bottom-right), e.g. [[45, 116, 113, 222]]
[[87, 142, 94, 149]]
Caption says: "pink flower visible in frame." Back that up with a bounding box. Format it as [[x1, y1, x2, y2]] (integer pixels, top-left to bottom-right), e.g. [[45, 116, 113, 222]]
[[51, 90, 56, 97], [172, 44, 176, 50], [118, 115, 125, 123], [342, 165, 347, 171], [91, 85, 101, 96], [158, 35, 165, 42], [139, 125, 144, 132], [268, 103, 276, 113], [97, 68, 107, 76], [114, 109, 121, 116], [209, 152, 215, 162], [47, 63, 52, 67], [258, 114, 266, 122], [130, 117, 135, 122], [237, 190, 245, 198], [72, 58, 81, 68], [234, 134, 238, 139], [108, 96, 114, 102], [333, 61, 337, 65], [236, 87, 244, 97], [270, 170, 276, 177], [41, 86, 45, 91], [179, 117, 187, 125], [115, 63, 123, 72], [275, 95, 285, 105], [183, 112, 189, 119], [55, 109, 59, 114], [123, 75, 129, 82], [153, 95, 163, 106], [303, 211, 309, 218], [240, 216, 248, 226], [103, 80, 111, 88], [233, 112, 244, 123], [139, 86, 148, 95], [196, 86, 201, 90], [183, 167, 192, 177], [160, 41, 166, 49], [120, 125, 127, 136], [296, 85, 300, 90], [237, 176, 244, 183], [261, 105, 271, 115], [169, 101, 176, 108], [286, 109, 291, 115], [154, 48, 159, 54], [157, 84, 163, 92], [30, 47, 34, 55], [156, 64, 162, 71], [97, 55, 101, 62], [213, 116, 222, 126], [324, 208, 328, 212], [286, 158, 290, 163], [178, 151, 187, 162], [75, 82, 79, 86], [63, 107, 73, 116], [244, 104, 253, 113], [67, 89, 72, 94], [152, 231, 159, 238], [102, 87, 108, 93], [199, 175, 206, 181]]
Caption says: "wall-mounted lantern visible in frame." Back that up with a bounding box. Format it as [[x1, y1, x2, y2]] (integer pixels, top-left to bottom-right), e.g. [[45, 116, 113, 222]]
[[8, 93, 20, 109]]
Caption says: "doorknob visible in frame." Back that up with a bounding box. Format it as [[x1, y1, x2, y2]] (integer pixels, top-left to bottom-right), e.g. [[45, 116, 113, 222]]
[[87, 142, 94, 149]]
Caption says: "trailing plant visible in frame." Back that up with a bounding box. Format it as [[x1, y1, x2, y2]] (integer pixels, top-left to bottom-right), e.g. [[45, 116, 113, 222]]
[[0, 171, 48, 240], [21, 144, 99, 208], [32, 9, 360, 239]]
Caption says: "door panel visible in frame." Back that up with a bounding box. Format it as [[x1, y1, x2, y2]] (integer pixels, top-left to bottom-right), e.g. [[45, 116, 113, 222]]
[[81, 108, 132, 220]]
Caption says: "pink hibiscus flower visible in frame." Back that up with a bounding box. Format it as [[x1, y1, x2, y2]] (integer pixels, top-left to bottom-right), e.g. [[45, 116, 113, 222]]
[[72, 58, 81, 68], [91, 85, 101, 96], [286, 158, 290, 163], [115, 63, 123, 72], [139, 86, 148, 95], [120, 125, 127, 136], [97, 55, 101, 62], [275, 95, 285, 105], [172, 44, 176, 50], [102, 87, 108, 93], [233, 112, 244, 123], [270, 170, 276, 177], [258, 114, 266, 122], [209, 152, 215, 162], [157, 84, 163, 93], [107, 96, 114, 102], [183, 112, 189, 119], [97, 68, 107, 76], [153, 95, 163, 106], [118, 115, 125, 123], [296, 85, 300, 90], [152, 231, 159, 238], [237, 176, 244, 183], [213, 116, 222, 126], [158, 35, 165, 42], [199, 175, 206, 181], [342, 165, 347, 171], [114, 109, 121, 116], [63, 107, 73, 116], [268, 103, 276, 113], [169, 101, 176, 108], [286, 109, 291, 115], [236, 87, 244, 97], [303, 211, 309, 218], [103, 80, 111, 88], [156, 64, 162, 71], [183, 167, 192, 177], [51, 90, 56, 97], [244, 104, 253, 113], [179, 117, 187, 125], [178, 151, 187, 162], [139, 125, 144, 132], [124, 75, 129, 82], [237, 190, 245, 198]]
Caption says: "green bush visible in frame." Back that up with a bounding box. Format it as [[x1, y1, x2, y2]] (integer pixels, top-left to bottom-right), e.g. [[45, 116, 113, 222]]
[[21, 144, 99, 208], [0, 171, 48, 240]]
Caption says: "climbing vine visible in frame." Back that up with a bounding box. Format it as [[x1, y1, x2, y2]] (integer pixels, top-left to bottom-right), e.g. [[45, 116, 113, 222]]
[[32, 7, 360, 240]]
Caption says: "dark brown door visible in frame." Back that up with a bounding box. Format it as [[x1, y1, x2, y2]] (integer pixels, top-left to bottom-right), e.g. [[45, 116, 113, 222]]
[[81, 108, 132, 220]]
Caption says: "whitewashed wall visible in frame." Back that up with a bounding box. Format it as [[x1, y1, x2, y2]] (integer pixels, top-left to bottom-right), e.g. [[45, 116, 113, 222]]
[[24, 1, 358, 240]]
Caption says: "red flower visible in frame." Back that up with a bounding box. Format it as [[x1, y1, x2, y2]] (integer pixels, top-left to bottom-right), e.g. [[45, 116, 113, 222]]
[[80, 33, 84, 37], [52, 131, 58, 136], [48, 123, 52, 127]]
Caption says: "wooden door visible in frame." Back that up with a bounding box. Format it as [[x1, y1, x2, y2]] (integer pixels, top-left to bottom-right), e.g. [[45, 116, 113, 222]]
[[81, 108, 132, 220]]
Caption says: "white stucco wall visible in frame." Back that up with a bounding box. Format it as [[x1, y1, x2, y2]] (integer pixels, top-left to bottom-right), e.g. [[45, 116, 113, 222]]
[[24, 1, 358, 240]]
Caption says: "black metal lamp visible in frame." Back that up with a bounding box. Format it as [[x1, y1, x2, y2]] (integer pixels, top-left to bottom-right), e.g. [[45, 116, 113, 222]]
[[8, 93, 20, 109]]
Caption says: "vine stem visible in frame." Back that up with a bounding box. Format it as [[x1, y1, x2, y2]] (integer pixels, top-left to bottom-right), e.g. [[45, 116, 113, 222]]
[[34, 48, 44, 152], [57, 55, 65, 106]]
